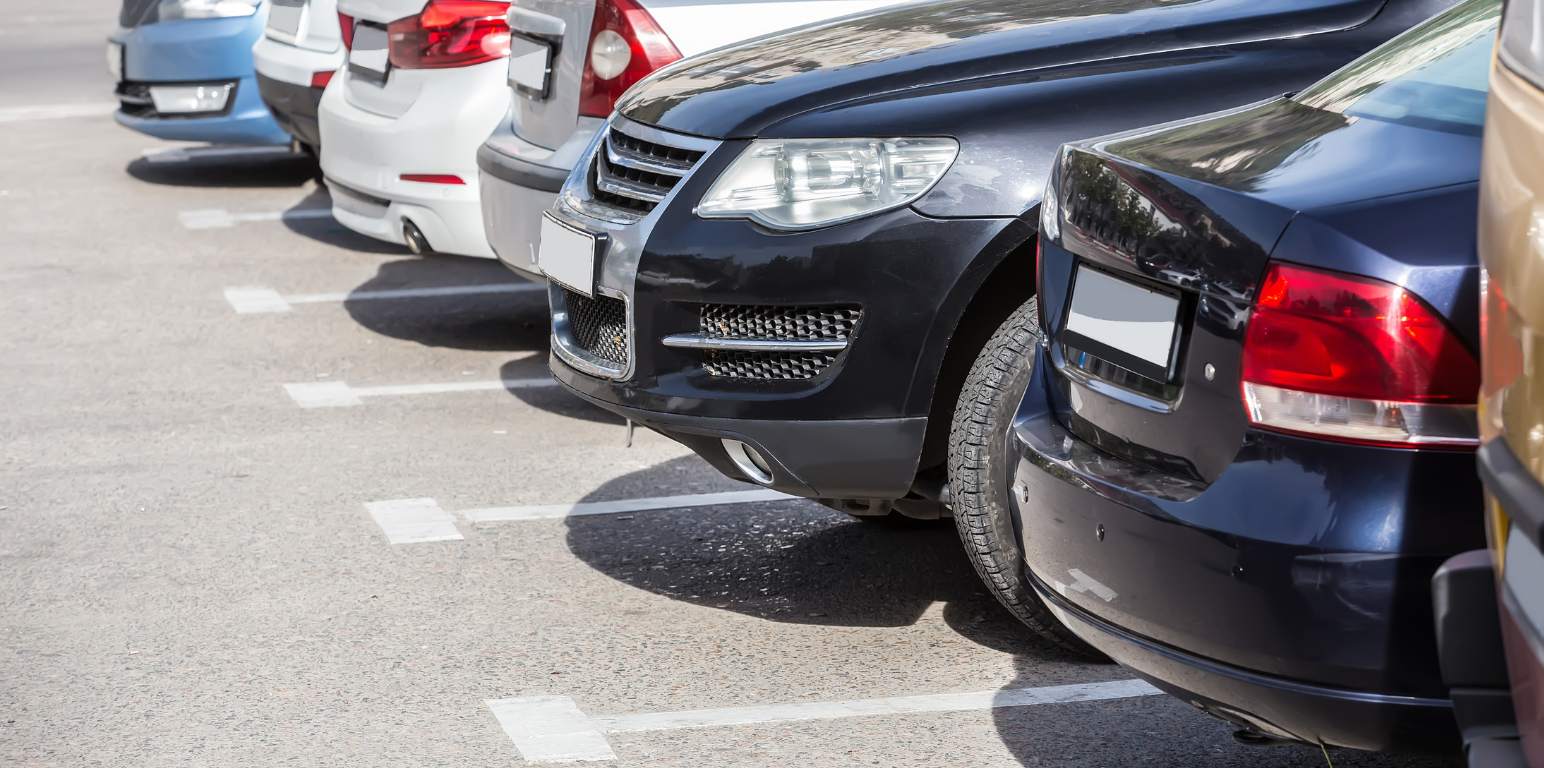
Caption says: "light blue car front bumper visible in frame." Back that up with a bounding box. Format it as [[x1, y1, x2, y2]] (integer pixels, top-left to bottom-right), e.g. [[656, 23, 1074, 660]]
[[110, 8, 290, 145]]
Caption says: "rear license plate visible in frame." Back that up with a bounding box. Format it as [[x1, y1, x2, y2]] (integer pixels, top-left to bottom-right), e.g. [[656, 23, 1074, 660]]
[[539, 213, 598, 295], [107, 41, 123, 82], [267, 0, 305, 40], [348, 23, 390, 84], [508, 33, 553, 99], [1062, 265, 1181, 382]]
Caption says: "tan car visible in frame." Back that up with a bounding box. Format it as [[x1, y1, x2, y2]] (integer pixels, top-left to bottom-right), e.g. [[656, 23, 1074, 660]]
[[1434, 0, 1544, 765]]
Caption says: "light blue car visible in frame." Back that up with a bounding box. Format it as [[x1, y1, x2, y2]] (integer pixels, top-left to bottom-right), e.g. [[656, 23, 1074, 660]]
[[109, 0, 291, 145]]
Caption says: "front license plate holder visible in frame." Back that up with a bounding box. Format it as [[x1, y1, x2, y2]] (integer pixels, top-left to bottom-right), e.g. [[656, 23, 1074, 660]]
[[1061, 264, 1182, 382], [348, 22, 391, 84], [507, 33, 553, 100], [539, 213, 601, 296]]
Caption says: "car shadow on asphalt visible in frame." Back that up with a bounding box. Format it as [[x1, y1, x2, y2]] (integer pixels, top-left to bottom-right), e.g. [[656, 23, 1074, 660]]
[[564, 455, 1091, 661], [125, 145, 319, 187], [498, 359, 624, 425], [341, 256, 551, 351]]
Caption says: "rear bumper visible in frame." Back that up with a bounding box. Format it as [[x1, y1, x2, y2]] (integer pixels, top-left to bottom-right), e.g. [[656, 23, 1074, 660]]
[[1011, 339, 1481, 753], [1033, 571, 1461, 754], [477, 114, 602, 281], [110, 13, 288, 145], [317, 59, 508, 257], [255, 72, 323, 149]]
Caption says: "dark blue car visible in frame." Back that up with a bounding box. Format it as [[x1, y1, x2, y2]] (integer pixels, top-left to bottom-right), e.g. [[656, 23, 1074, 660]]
[[1006, 0, 1496, 754]]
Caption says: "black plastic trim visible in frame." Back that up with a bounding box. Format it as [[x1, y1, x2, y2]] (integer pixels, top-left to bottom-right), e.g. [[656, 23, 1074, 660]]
[[1479, 438, 1544, 550], [477, 143, 568, 193]]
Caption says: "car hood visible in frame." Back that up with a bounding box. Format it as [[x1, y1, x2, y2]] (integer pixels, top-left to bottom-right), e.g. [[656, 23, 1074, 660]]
[[617, 0, 1389, 139]]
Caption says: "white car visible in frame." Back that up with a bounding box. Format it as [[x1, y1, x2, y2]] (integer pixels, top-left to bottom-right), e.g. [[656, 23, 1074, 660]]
[[319, 0, 516, 257], [475, 0, 913, 274], [253, 0, 346, 153]]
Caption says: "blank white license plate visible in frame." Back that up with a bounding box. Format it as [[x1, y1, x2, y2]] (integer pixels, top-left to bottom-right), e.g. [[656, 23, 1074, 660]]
[[507, 34, 552, 97], [348, 23, 390, 83], [107, 41, 123, 82], [1064, 265, 1180, 379], [539, 214, 598, 295], [267, 0, 305, 39]]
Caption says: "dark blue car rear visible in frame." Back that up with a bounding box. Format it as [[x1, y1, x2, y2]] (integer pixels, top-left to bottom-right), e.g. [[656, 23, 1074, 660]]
[[1019, 0, 1497, 753]]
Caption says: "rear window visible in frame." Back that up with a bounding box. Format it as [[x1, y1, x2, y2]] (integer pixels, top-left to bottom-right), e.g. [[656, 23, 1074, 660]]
[[1293, 0, 1501, 137]]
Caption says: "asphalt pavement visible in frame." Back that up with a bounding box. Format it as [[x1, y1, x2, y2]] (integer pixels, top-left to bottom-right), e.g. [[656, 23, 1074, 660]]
[[0, 2, 1467, 766]]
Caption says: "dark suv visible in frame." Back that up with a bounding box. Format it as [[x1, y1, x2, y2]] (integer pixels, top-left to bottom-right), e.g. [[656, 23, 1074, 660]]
[[532, 0, 1452, 524]]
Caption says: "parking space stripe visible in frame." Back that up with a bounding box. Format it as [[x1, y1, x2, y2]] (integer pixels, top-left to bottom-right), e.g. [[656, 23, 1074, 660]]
[[489, 680, 1163, 762], [181, 208, 333, 230], [144, 145, 295, 163], [285, 377, 557, 407], [0, 103, 117, 123], [365, 498, 464, 544], [455, 489, 796, 522], [225, 283, 545, 313], [488, 696, 620, 763]]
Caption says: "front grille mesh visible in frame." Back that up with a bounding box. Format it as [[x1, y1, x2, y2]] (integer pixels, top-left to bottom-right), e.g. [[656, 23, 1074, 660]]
[[702, 305, 860, 341], [698, 304, 862, 380], [705, 350, 841, 380], [565, 289, 628, 366], [591, 127, 706, 215]]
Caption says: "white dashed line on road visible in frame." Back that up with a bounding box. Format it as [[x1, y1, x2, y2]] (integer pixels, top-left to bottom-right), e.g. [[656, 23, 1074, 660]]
[[365, 498, 464, 544], [181, 208, 333, 230], [144, 145, 296, 163], [225, 282, 545, 313], [365, 489, 798, 543], [488, 680, 1166, 762], [0, 102, 117, 123], [285, 377, 557, 408]]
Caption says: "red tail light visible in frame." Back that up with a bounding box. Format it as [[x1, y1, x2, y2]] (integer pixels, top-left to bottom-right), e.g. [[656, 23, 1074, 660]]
[[1240, 261, 1480, 447], [310, 70, 335, 88], [339, 13, 355, 50], [388, 1, 511, 70], [400, 173, 465, 184], [578, 0, 680, 118]]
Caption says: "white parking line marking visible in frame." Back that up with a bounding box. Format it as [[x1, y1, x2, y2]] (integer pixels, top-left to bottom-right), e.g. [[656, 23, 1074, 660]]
[[490, 680, 1163, 762], [365, 498, 463, 544], [144, 145, 295, 163], [488, 696, 619, 763], [284, 377, 557, 408], [0, 102, 117, 123], [456, 489, 796, 522], [224, 287, 292, 314], [181, 208, 333, 229], [224, 283, 546, 313]]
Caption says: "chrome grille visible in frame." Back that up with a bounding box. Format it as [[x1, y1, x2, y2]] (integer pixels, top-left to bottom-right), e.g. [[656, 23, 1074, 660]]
[[565, 288, 628, 366], [591, 125, 707, 214], [695, 305, 861, 380]]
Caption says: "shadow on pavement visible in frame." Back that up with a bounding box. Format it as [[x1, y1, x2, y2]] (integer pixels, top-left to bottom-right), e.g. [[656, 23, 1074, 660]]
[[342, 257, 550, 351], [126, 145, 318, 188], [564, 456, 1087, 659], [499, 359, 624, 426]]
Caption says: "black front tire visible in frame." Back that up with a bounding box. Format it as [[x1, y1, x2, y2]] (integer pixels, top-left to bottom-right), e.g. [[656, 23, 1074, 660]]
[[948, 297, 1106, 660]]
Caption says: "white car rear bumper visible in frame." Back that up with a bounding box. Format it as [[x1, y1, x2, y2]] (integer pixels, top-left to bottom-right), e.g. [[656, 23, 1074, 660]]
[[317, 59, 508, 258]]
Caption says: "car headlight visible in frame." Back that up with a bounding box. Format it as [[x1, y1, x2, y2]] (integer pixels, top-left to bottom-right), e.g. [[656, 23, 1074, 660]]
[[696, 137, 959, 231], [1040, 172, 1060, 243], [158, 0, 261, 21]]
